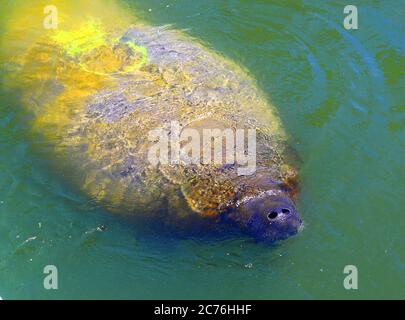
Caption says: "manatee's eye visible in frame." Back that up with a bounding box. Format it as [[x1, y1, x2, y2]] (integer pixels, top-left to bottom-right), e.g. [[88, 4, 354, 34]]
[[268, 211, 278, 220], [281, 208, 290, 214]]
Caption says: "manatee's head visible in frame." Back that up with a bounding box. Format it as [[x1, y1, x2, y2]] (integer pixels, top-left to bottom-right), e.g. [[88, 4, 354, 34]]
[[234, 189, 302, 243]]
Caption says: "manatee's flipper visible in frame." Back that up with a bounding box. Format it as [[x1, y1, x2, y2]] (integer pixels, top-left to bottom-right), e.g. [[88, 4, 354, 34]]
[[161, 164, 235, 217], [156, 118, 238, 216]]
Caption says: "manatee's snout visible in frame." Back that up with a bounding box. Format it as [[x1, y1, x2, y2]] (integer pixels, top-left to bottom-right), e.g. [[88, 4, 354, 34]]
[[264, 201, 302, 240], [238, 192, 302, 243]]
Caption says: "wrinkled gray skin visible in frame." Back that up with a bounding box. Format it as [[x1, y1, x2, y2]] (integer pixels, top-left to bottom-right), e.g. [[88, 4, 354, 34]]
[[56, 25, 302, 243]]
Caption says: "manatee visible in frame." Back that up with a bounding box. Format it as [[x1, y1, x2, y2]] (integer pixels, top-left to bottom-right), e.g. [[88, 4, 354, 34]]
[[4, 20, 302, 243]]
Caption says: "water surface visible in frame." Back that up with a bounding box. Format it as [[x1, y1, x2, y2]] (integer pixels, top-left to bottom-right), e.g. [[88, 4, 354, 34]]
[[0, 0, 404, 299]]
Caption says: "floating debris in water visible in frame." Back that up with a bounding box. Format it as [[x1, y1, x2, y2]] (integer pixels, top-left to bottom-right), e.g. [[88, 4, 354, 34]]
[[22, 236, 37, 245], [85, 225, 106, 235], [244, 263, 253, 269], [14, 236, 38, 252]]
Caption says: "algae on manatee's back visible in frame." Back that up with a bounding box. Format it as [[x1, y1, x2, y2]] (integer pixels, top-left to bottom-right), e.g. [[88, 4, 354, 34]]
[[1, 0, 302, 242]]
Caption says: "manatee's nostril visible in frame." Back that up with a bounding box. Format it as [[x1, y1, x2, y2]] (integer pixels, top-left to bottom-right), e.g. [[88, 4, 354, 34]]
[[268, 211, 278, 220], [281, 208, 290, 214]]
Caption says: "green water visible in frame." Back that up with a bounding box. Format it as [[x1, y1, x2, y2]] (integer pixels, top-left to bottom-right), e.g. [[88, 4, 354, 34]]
[[0, 0, 404, 299]]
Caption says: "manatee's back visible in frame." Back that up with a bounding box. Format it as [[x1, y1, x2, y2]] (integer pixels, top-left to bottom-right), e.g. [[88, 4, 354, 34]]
[[2, 9, 292, 217], [60, 25, 292, 216]]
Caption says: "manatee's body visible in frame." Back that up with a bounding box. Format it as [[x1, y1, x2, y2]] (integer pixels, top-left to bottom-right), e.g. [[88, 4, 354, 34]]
[[9, 24, 301, 242]]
